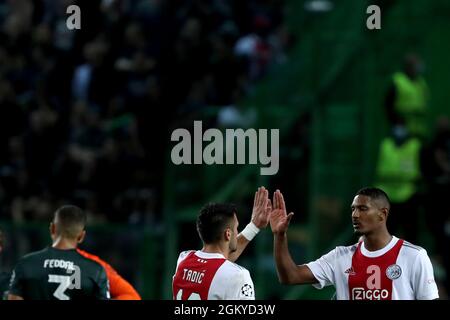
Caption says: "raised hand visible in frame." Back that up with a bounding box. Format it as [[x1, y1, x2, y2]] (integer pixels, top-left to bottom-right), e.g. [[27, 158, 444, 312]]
[[251, 186, 271, 229], [269, 190, 294, 234]]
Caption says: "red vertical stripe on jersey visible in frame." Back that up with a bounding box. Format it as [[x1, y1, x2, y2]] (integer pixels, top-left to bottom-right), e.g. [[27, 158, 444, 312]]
[[348, 239, 404, 300], [172, 252, 227, 300]]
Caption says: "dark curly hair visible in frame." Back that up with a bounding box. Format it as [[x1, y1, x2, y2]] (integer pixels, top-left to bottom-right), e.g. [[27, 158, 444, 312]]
[[196, 203, 237, 244]]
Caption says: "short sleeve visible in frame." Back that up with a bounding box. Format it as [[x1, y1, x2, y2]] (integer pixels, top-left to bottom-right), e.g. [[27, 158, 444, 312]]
[[412, 250, 439, 300], [305, 248, 337, 289], [228, 269, 255, 300]]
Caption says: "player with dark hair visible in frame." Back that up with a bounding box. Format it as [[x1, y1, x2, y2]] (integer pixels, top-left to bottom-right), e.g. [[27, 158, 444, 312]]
[[270, 187, 439, 300], [172, 187, 271, 300], [3, 220, 139, 300], [8, 205, 110, 300]]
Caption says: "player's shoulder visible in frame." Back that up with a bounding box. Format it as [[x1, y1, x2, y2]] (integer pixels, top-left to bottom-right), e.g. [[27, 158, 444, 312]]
[[77, 249, 107, 267], [18, 247, 51, 263], [177, 250, 195, 260], [211, 261, 252, 291], [219, 260, 250, 277], [75, 251, 107, 271], [401, 240, 425, 252], [77, 249, 117, 275], [77, 248, 98, 260], [176, 250, 195, 264], [207, 261, 253, 300], [175, 250, 196, 268], [333, 243, 359, 257], [400, 239, 427, 259]]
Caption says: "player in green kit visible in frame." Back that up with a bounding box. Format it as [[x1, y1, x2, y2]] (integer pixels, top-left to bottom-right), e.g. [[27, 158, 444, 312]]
[[8, 205, 110, 300]]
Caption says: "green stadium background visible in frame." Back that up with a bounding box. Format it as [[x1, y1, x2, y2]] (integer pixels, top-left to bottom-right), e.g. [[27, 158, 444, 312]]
[[1, 0, 449, 299]]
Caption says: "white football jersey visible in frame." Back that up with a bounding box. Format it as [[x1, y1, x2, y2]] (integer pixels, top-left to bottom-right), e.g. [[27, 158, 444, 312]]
[[306, 236, 439, 300], [172, 250, 255, 300]]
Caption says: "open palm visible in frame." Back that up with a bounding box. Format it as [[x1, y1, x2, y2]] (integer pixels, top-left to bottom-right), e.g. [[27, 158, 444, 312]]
[[269, 190, 294, 234], [251, 187, 271, 229]]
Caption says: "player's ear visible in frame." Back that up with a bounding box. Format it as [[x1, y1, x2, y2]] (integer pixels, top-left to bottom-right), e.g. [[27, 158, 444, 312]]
[[77, 230, 86, 244], [379, 208, 388, 221], [49, 222, 55, 236], [224, 228, 231, 241]]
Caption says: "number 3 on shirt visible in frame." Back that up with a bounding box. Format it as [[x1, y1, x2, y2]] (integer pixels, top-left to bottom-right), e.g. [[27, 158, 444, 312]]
[[175, 289, 201, 300], [48, 275, 71, 300]]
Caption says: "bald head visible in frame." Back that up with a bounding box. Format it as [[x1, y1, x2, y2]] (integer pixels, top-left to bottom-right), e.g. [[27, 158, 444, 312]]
[[53, 205, 86, 240]]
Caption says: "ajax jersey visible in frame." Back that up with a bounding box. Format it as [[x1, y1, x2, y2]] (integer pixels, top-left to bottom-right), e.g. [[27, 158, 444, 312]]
[[172, 250, 255, 300], [306, 236, 439, 300]]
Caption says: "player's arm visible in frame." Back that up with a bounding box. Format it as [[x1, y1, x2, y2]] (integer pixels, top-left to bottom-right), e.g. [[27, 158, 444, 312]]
[[270, 190, 317, 285], [273, 233, 317, 284], [109, 271, 141, 300], [77, 249, 141, 300], [228, 187, 271, 262], [95, 266, 111, 300], [412, 250, 439, 300], [7, 262, 26, 300], [224, 268, 255, 300], [92, 258, 141, 300]]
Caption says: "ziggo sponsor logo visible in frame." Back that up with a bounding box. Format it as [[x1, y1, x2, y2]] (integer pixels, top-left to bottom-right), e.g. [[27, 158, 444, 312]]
[[351, 288, 389, 300]]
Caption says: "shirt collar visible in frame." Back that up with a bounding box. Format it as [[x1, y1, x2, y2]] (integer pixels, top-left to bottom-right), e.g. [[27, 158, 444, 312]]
[[360, 236, 398, 257]]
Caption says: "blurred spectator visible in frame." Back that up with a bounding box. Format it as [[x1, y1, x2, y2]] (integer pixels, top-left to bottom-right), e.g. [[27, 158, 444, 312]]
[[385, 53, 430, 140], [375, 122, 422, 243], [0, 0, 291, 223], [0, 0, 292, 300]]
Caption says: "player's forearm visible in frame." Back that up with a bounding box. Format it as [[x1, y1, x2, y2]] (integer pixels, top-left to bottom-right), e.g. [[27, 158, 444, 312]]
[[229, 221, 261, 262], [228, 234, 250, 262], [273, 233, 302, 284]]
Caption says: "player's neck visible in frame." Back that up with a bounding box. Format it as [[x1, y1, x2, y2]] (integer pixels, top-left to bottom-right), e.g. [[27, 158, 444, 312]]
[[52, 237, 78, 250], [201, 244, 229, 259], [363, 230, 392, 252]]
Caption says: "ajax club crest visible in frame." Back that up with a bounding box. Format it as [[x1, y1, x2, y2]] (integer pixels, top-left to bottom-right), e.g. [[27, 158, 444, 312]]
[[386, 264, 402, 280]]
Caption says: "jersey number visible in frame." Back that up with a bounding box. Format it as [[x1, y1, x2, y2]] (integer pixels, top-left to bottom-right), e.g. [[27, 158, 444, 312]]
[[48, 275, 71, 300], [175, 289, 201, 300]]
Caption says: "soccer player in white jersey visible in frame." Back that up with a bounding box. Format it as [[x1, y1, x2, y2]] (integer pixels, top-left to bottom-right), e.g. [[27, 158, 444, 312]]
[[172, 187, 271, 300], [270, 187, 439, 300]]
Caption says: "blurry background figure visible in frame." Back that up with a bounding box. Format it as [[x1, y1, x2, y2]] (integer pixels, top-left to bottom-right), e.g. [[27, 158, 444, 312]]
[[375, 121, 422, 243], [385, 53, 430, 141]]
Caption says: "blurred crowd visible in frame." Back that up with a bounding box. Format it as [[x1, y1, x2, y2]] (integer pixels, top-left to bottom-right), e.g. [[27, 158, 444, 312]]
[[0, 0, 293, 224], [376, 53, 450, 296]]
